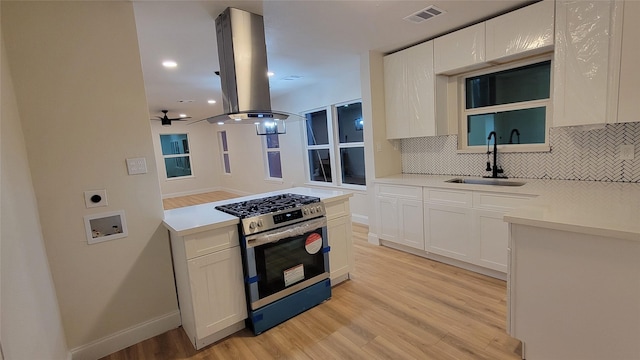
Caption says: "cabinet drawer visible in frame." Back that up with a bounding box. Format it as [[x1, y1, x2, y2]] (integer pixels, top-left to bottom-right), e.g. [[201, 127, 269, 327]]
[[324, 199, 350, 220], [473, 192, 531, 211], [424, 188, 472, 207], [184, 226, 239, 260], [376, 184, 422, 200]]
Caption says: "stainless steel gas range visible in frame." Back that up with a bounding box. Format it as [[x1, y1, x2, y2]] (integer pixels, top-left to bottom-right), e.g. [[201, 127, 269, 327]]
[[215, 193, 331, 334]]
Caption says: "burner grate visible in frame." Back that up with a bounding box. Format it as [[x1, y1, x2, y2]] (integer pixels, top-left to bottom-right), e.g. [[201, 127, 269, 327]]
[[215, 193, 320, 218]]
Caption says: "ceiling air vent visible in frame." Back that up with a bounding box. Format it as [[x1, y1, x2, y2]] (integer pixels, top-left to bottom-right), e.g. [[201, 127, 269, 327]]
[[404, 5, 446, 24]]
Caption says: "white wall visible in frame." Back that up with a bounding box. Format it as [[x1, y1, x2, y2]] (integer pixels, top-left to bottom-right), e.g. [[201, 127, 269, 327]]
[[1, 26, 69, 360], [2, 1, 179, 356], [150, 120, 223, 197]]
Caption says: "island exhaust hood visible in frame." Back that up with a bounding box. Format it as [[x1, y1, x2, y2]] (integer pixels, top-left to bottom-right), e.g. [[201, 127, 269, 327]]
[[206, 7, 288, 134]]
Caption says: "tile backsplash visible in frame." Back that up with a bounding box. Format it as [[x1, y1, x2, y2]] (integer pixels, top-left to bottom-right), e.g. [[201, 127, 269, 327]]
[[401, 122, 639, 183]]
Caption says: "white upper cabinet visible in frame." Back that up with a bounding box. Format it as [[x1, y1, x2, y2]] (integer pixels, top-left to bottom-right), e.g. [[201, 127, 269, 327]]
[[384, 41, 436, 139], [485, 0, 555, 63], [553, 0, 623, 127], [434, 22, 486, 75], [617, 0, 640, 123]]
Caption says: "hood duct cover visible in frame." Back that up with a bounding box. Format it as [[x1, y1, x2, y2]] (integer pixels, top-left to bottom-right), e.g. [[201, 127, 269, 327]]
[[207, 7, 289, 126]]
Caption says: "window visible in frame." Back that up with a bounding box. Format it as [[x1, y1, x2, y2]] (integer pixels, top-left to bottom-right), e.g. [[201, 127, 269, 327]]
[[460, 58, 551, 151], [263, 134, 282, 179], [218, 131, 231, 174], [160, 133, 192, 178], [304, 100, 366, 188]]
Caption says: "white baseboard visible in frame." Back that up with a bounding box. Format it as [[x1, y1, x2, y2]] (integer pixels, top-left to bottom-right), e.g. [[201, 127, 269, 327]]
[[70, 310, 181, 360], [162, 187, 223, 199], [367, 232, 380, 245], [220, 187, 252, 196], [351, 213, 368, 225]]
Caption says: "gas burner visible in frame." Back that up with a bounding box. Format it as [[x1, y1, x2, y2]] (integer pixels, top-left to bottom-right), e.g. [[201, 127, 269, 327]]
[[215, 193, 320, 219]]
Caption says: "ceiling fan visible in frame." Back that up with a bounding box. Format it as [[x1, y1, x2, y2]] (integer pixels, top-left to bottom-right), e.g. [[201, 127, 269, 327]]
[[151, 110, 191, 126]]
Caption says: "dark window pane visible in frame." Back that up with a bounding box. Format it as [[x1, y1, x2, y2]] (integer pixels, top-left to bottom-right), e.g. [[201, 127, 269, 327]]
[[340, 147, 366, 186], [337, 102, 364, 143], [308, 149, 331, 182], [267, 151, 282, 178], [467, 107, 546, 146], [306, 110, 329, 146], [466, 61, 551, 109], [164, 156, 192, 178], [220, 131, 228, 151], [223, 153, 231, 173], [160, 134, 189, 155], [266, 134, 279, 149]]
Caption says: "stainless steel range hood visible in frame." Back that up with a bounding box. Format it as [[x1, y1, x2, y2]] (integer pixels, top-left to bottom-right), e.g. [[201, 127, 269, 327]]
[[206, 7, 288, 133]]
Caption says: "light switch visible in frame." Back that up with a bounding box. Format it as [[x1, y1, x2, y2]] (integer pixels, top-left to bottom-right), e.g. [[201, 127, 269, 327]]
[[126, 157, 148, 175]]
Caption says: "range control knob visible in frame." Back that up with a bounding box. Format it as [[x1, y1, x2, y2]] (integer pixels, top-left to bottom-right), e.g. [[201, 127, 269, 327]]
[[303, 208, 310, 215], [316, 205, 322, 213], [310, 207, 316, 214], [257, 219, 263, 227], [249, 221, 257, 230]]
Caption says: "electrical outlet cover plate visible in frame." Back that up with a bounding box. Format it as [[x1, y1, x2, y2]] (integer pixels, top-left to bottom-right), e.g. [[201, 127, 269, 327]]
[[126, 157, 148, 175], [84, 189, 108, 208], [620, 144, 635, 160]]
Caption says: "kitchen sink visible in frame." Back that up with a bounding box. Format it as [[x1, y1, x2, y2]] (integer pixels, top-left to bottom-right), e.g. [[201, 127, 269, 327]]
[[445, 178, 526, 187]]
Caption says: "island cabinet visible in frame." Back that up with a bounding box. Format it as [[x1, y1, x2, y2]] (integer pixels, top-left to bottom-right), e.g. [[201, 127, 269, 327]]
[[324, 196, 354, 285], [169, 226, 247, 350], [383, 40, 439, 139], [553, 0, 623, 127], [375, 184, 424, 250]]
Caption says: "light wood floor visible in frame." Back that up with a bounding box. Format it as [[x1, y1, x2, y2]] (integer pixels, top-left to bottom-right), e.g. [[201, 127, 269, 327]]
[[103, 192, 521, 360]]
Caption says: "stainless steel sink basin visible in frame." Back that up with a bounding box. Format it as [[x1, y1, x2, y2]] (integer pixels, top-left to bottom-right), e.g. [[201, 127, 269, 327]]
[[445, 178, 526, 187]]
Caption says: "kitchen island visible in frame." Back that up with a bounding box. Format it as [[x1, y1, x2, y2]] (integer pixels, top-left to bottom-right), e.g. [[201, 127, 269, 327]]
[[162, 187, 353, 349]]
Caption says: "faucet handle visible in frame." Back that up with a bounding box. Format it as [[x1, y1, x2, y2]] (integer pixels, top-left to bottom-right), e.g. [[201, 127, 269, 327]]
[[497, 167, 504, 173]]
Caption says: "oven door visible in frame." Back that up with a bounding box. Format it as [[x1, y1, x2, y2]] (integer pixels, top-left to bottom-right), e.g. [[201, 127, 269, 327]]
[[243, 217, 330, 310]]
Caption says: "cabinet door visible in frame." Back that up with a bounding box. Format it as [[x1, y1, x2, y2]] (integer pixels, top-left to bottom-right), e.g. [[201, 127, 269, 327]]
[[398, 199, 425, 250], [473, 209, 508, 272], [434, 22, 486, 75], [553, 0, 622, 127], [485, 0, 554, 62], [424, 203, 472, 261], [376, 196, 398, 242], [327, 215, 353, 282], [384, 41, 436, 139], [617, 0, 640, 123], [188, 246, 247, 340]]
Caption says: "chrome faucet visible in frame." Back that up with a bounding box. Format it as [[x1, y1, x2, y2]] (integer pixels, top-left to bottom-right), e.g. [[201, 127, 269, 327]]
[[485, 131, 506, 179]]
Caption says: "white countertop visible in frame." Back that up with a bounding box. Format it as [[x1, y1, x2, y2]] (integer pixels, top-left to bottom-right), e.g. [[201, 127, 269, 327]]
[[375, 174, 640, 241], [163, 187, 353, 236]]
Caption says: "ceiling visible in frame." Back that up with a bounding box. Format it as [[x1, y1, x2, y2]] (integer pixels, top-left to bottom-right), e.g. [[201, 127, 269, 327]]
[[133, 0, 532, 123]]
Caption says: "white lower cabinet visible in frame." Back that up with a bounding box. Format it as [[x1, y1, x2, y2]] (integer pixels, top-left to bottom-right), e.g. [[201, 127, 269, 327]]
[[324, 197, 354, 285], [187, 246, 247, 341], [424, 203, 472, 262], [420, 186, 532, 275], [170, 225, 247, 350], [375, 184, 424, 250]]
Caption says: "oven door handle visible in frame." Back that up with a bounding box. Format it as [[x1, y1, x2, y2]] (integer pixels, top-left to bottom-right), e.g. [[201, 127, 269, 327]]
[[245, 217, 327, 248]]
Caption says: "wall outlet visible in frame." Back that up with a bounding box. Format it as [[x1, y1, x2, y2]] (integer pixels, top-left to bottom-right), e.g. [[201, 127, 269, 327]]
[[620, 144, 635, 160], [126, 157, 148, 175], [84, 189, 108, 208]]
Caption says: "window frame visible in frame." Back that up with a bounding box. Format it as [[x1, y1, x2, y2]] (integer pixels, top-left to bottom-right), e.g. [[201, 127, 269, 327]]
[[457, 55, 553, 153], [218, 130, 231, 175], [262, 133, 283, 182], [303, 99, 366, 190], [160, 132, 194, 180]]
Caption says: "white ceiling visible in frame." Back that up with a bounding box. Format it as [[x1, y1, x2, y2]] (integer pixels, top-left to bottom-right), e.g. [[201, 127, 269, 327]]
[[133, 0, 532, 123]]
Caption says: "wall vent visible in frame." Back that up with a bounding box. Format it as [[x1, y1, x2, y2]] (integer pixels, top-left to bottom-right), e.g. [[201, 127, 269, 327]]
[[404, 5, 446, 24]]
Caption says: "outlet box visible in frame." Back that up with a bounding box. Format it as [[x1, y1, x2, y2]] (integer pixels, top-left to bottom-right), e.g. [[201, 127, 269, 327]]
[[84, 189, 108, 208], [620, 144, 635, 160], [126, 157, 148, 175]]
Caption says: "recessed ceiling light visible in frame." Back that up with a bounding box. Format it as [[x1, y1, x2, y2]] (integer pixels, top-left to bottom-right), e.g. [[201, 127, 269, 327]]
[[207, 99, 217, 104], [254, 122, 261, 125], [162, 60, 177, 68], [267, 71, 275, 77], [179, 114, 187, 118], [217, 122, 224, 125]]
